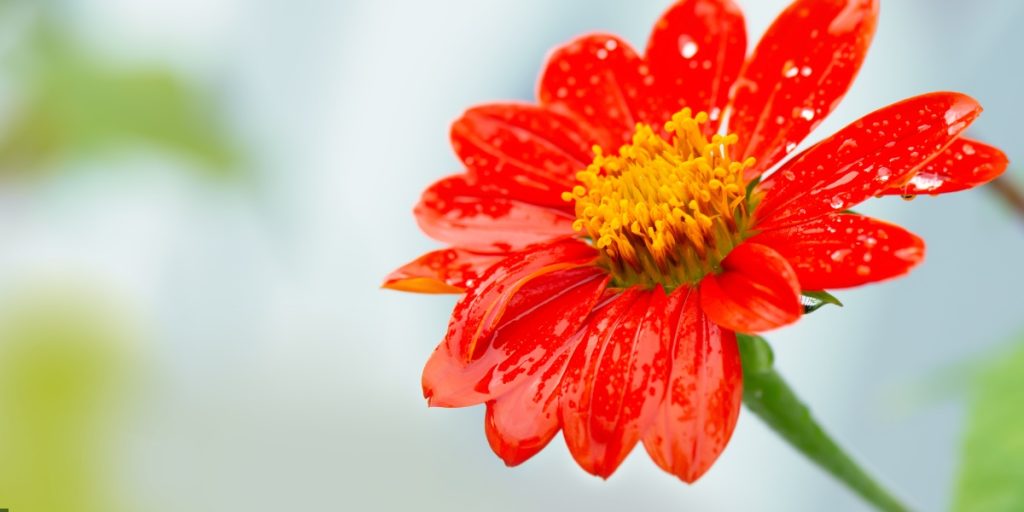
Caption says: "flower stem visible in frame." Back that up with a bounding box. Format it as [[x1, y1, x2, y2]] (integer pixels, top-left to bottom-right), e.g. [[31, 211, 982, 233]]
[[988, 175, 1024, 225], [737, 334, 910, 512]]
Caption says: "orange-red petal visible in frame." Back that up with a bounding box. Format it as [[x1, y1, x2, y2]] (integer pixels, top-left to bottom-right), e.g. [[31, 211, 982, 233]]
[[882, 137, 1008, 196], [483, 330, 581, 466], [754, 92, 982, 230], [414, 174, 576, 251], [748, 213, 925, 290], [642, 287, 743, 483], [452, 104, 594, 208], [728, 0, 879, 178], [424, 246, 607, 407], [644, 0, 747, 136], [538, 34, 655, 148], [382, 248, 505, 294], [699, 242, 802, 333], [559, 287, 670, 478]]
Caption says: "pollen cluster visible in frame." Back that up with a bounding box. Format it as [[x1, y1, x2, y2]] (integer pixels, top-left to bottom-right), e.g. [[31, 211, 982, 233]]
[[562, 108, 756, 289]]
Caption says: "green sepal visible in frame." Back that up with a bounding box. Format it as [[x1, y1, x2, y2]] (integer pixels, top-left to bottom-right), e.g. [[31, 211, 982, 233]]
[[801, 290, 843, 314]]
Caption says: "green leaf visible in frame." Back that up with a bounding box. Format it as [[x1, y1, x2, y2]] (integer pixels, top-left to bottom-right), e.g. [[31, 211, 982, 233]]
[[953, 340, 1024, 511], [737, 334, 909, 512], [0, 26, 238, 179], [801, 290, 844, 314]]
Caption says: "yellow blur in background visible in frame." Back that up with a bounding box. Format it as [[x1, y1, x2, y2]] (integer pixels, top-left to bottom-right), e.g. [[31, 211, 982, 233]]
[[0, 288, 134, 512]]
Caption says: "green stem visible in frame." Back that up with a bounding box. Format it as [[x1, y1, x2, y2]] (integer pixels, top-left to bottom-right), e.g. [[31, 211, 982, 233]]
[[737, 334, 910, 512]]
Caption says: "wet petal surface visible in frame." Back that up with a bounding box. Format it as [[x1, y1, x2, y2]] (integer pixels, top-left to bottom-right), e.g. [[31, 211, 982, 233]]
[[539, 34, 658, 147], [643, 287, 743, 483], [382, 248, 505, 294], [882, 137, 1008, 196], [699, 242, 802, 332], [424, 246, 606, 407], [728, 0, 879, 178], [484, 329, 583, 467], [749, 213, 925, 290], [414, 174, 576, 251], [452, 104, 595, 207], [559, 287, 670, 478], [644, 0, 747, 136], [755, 92, 982, 230]]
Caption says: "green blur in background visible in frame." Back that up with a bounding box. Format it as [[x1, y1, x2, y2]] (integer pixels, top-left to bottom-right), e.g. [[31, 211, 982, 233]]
[[0, 0, 236, 178]]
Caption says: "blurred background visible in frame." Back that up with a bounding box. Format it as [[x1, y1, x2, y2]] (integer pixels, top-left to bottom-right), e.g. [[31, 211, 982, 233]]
[[0, 0, 1021, 510]]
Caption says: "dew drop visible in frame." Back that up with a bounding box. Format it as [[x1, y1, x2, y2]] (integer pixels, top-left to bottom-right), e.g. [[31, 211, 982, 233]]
[[679, 35, 698, 58], [830, 195, 846, 209], [782, 170, 796, 181], [876, 167, 891, 182], [799, 108, 815, 121], [962, 143, 976, 155], [901, 194, 917, 201], [782, 60, 799, 78], [830, 249, 852, 262], [856, 265, 871, 276]]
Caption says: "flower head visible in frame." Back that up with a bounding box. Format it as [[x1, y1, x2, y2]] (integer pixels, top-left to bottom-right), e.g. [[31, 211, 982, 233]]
[[565, 109, 755, 289], [384, 0, 1007, 482]]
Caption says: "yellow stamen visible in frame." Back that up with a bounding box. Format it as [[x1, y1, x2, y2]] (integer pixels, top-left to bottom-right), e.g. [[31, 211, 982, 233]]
[[563, 108, 756, 289]]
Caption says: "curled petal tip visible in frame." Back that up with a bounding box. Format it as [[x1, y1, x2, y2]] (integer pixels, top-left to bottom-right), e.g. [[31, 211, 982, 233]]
[[381, 277, 464, 294]]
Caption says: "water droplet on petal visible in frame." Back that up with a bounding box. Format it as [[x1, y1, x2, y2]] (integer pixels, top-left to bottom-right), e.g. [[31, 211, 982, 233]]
[[838, 139, 859, 152], [962, 143, 976, 155], [782, 60, 799, 78], [679, 36, 698, 58], [800, 108, 815, 121], [830, 249, 852, 262], [830, 195, 846, 209]]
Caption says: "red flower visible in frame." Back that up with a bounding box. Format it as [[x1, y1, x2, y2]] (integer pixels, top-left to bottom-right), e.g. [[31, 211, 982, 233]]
[[383, 0, 1007, 482]]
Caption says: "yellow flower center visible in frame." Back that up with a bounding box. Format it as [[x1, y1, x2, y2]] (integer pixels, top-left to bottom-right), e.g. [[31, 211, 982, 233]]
[[562, 108, 757, 290]]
